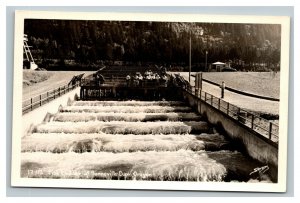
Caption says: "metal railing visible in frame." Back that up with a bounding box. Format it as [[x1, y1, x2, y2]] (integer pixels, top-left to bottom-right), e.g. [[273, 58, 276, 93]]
[[185, 87, 279, 143], [22, 83, 79, 114], [80, 79, 124, 87], [80, 78, 169, 88]]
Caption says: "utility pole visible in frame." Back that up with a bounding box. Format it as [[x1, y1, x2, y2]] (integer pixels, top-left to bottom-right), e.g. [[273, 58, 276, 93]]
[[189, 33, 192, 83], [188, 27, 203, 83], [205, 50, 208, 71]]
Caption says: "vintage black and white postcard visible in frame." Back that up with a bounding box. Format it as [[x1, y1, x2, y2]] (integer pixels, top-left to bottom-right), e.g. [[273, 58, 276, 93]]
[[11, 10, 290, 192]]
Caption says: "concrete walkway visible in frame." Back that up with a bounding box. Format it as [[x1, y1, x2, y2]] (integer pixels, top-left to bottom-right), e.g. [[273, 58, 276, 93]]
[[169, 72, 279, 115], [23, 71, 93, 101], [201, 82, 279, 115]]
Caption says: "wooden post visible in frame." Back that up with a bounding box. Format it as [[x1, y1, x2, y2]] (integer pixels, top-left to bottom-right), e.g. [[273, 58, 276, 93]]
[[189, 34, 191, 83], [199, 89, 202, 100], [211, 95, 213, 105], [269, 122, 273, 140], [251, 114, 254, 129], [221, 81, 225, 99], [218, 98, 220, 110], [39, 95, 42, 106], [195, 74, 198, 94], [47, 92, 49, 102], [195, 73, 202, 96], [58, 87, 60, 96], [204, 92, 207, 103], [199, 97, 202, 113], [237, 108, 245, 123], [199, 72, 202, 89], [30, 98, 33, 111]]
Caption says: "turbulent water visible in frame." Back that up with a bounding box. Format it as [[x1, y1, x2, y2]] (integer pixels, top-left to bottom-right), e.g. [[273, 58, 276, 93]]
[[21, 100, 272, 182]]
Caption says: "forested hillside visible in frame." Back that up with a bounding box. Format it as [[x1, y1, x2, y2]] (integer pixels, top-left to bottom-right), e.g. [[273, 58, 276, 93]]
[[24, 19, 281, 71]]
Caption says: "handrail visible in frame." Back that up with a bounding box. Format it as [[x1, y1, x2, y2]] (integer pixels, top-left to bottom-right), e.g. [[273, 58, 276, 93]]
[[22, 82, 79, 114], [80, 77, 169, 88], [182, 86, 279, 143], [22, 81, 70, 101]]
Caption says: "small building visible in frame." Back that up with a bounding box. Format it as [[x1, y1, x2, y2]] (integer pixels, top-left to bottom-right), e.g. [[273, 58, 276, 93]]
[[211, 62, 226, 72]]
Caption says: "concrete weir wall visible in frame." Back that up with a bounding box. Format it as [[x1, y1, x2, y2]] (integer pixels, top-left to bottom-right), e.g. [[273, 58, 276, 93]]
[[182, 90, 278, 180], [22, 87, 80, 136]]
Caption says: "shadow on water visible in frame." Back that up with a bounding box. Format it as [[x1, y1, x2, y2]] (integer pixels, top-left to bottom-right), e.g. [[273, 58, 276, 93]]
[[204, 121, 274, 182], [214, 121, 249, 156], [206, 151, 270, 182]]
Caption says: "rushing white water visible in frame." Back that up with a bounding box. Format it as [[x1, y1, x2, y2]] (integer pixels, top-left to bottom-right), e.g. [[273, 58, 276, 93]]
[[21, 100, 272, 182], [52, 112, 202, 122], [72, 100, 186, 107], [22, 133, 231, 153], [34, 121, 209, 134], [21, 150, 227, 181], [60, 105, 192, 113]]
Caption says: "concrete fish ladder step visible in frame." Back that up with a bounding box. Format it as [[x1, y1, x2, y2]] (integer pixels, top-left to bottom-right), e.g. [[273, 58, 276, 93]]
[[60, 105, 193, 113], [22, 133, 232, 153], [20, 150, 227, 181], [51, 112, 202, 122], [72, 101, 187, 107], [34, 121, 210, 135]]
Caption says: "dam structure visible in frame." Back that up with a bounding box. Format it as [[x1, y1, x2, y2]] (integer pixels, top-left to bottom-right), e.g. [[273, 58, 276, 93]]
[[21, 66, 278, 182]]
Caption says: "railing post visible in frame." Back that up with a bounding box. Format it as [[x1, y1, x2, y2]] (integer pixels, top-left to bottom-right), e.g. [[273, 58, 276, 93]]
[[251, 114, 254, 129], [58, 87, 60, 96], [47, 92, 49, 102], [30, 98, 33, 111], [204, 92, 207, 103], [39, 95, 42, 106], [211, 95, 213, 106], [227, 102, 229, 114], [269, 122, 273, 140], [218, 98, 220, 110], [199, 94, 202, 113], [199, 89, 202, 100]]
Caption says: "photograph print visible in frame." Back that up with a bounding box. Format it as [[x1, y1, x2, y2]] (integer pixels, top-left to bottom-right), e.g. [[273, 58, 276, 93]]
[[11, 11, 290, 192]]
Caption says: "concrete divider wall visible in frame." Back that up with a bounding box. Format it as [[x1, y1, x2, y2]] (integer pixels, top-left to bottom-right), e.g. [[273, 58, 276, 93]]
[[22, 87, 80, 137], [182, 90, 278, 180]]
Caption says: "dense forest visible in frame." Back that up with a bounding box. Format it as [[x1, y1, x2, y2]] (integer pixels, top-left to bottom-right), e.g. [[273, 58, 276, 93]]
[[24, 19, 281, 71]]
